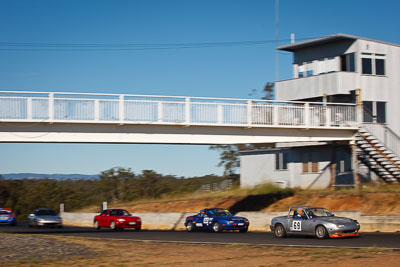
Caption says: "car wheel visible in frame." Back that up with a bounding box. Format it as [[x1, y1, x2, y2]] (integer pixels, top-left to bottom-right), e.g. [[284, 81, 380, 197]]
[[186, 221, 194, 232], [274, 224, 286, 238], [110, 221, 116, 230], [94, 220, 100, 230], [135, 227, 141, 231], [239, 227, 248, 233], [315, 225, 328, 239], [212, 222, 222, 233], [11, 221, 16, 226]]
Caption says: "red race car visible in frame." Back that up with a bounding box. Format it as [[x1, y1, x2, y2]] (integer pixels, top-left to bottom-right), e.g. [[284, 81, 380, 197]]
[[93, 208, 141, 231]]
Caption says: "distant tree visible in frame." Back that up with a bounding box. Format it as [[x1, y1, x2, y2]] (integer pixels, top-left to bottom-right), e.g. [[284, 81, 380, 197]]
[[262, 82, 275, 100]]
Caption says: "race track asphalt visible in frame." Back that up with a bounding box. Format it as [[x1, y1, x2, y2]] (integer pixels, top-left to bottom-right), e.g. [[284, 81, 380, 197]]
[[1, 223, 399, 249]]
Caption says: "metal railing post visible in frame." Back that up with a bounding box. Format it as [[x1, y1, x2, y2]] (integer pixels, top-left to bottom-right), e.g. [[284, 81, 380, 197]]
[[185, 97, 190, 125], [157, 101, 163, 122], [273, 105, 279, 126], [27, 97, 32, 120], [94, 99, 99, 121], [326, 107, 331, 127], [217, 103, 223, 125], [119, 95, 124, 124], [48, 93, 54, 122], [304, 103, 310, 127], [247, 100, 252, 126]]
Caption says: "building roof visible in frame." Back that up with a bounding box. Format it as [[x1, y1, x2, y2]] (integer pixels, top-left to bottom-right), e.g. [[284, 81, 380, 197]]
[[277, 33, 400, 52]]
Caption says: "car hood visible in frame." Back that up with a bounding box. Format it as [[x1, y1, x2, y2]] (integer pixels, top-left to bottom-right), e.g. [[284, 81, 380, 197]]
[[213, 216, 247, 221], [317, 217, 356, 224], [36, 215, 62, 220], [118, 216, 140, 220]]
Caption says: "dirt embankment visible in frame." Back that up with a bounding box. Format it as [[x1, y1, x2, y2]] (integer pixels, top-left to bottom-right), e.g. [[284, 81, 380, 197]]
[[264, 192, 400, 215], [118, 197, 244, 213], [102, 192, 400, 215]]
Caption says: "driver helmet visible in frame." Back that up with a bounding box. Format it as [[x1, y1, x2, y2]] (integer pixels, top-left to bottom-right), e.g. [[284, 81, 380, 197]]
[[297, 208, 304, 215]]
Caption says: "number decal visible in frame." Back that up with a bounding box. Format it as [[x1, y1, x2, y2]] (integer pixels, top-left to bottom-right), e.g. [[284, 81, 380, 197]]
[[291, 220, 302, 231], [203, 217, 213, 225]]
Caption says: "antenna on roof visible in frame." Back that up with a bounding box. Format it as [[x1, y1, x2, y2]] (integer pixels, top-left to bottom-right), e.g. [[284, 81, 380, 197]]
[[291, 33, 295, 44]]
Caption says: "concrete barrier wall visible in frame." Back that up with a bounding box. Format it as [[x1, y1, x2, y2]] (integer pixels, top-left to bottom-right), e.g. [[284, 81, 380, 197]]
[[61, 211, 400, 232]]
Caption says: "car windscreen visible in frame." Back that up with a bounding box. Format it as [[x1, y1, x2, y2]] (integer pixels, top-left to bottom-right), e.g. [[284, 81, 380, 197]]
[[109, 210, 129, 216], [306, 208, 334, 218], [36, 209, 57, 216], [208, 209, 232, 216]]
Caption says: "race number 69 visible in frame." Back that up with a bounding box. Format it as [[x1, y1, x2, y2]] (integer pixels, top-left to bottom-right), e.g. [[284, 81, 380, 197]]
[[292, 220, 302, 231]]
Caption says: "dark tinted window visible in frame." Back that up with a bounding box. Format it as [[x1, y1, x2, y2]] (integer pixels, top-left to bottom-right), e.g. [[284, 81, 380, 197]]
[[35, 209, 57, 216], [375, 59, 385, 75], [377, 102, 386, 123], [340, 53, 355, 72], [362, 58, 372, 74], [363, 101, 373, 123]]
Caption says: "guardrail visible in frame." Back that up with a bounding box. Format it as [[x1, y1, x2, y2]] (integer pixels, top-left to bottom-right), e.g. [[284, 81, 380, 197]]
[[0, 91, 358, 128]]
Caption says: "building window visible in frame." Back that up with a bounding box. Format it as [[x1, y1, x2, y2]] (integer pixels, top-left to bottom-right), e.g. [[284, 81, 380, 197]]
[[375, 58, 385, 75], [376, 101, 386, 123], [363, 101, 386, 123], [361, 53, 385, 75], [302, 151, 319, 173], [340, 53, 355, 72], [275, 152, 288, 170], [362, 57, 373, 74]]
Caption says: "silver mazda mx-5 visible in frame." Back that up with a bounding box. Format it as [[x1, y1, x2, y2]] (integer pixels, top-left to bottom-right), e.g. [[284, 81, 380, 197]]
[[270, 205, 360, 239]]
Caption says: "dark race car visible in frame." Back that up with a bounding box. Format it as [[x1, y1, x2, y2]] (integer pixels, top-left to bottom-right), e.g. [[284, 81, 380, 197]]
[[185, 208, 249, 233], [93, 208, 141, 230], [270, 205, 360, 239], [0, 208, 16, 226]]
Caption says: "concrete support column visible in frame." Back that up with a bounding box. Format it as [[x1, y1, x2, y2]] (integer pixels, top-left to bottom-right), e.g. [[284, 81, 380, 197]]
[[356, 88, 363, 125], [352, 143, 361, 189]]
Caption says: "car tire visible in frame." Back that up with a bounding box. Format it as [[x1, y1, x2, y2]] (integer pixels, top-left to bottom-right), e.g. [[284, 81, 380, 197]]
[[11, 221, 16, 226], [110, 221, 116, 230], [212, 222, 222, 233], [315, 225, 328, 239], [186, 221, 195, 232], [94, 220, 100, 230], [274, 224, 286, 238], [135, 227, 141, 231], [239, 227, 248, 233]]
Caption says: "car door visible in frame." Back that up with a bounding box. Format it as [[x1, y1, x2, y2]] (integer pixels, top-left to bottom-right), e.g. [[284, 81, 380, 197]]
[[288, 215, 313, 235]]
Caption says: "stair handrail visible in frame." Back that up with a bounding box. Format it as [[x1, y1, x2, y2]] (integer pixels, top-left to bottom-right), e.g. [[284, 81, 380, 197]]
[[361, 109, 400, 158]]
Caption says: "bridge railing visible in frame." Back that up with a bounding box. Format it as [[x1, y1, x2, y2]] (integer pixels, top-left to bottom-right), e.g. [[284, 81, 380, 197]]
[[0, 91, 358, 128]]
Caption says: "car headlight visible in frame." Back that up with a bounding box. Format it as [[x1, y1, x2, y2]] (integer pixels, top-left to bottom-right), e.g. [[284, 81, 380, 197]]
[[117, 218, 125, 222], [228, 221, 234, 224], [337, 225, 344, 228]]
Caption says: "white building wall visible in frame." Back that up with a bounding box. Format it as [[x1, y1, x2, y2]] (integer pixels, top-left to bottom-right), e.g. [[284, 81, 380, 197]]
[[240, 148, 333, 189]]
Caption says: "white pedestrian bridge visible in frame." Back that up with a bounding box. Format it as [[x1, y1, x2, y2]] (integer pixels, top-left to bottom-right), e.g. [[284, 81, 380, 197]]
[[0, 91, 360, 144]]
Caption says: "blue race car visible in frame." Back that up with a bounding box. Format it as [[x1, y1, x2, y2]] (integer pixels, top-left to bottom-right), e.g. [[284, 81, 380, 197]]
[[0, 208, 16, 226], [184, 208, 249, 233]]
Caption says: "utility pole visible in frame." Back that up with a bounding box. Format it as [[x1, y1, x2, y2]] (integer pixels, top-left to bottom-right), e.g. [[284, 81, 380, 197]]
[[275, 0, 279, 82]]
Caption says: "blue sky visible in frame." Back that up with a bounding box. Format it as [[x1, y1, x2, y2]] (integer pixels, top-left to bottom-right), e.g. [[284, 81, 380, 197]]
[[1, 0, 400, 177]]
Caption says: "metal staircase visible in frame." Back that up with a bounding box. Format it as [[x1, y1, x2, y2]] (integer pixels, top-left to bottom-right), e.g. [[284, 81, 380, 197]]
[[356, 125, 400, 183]]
